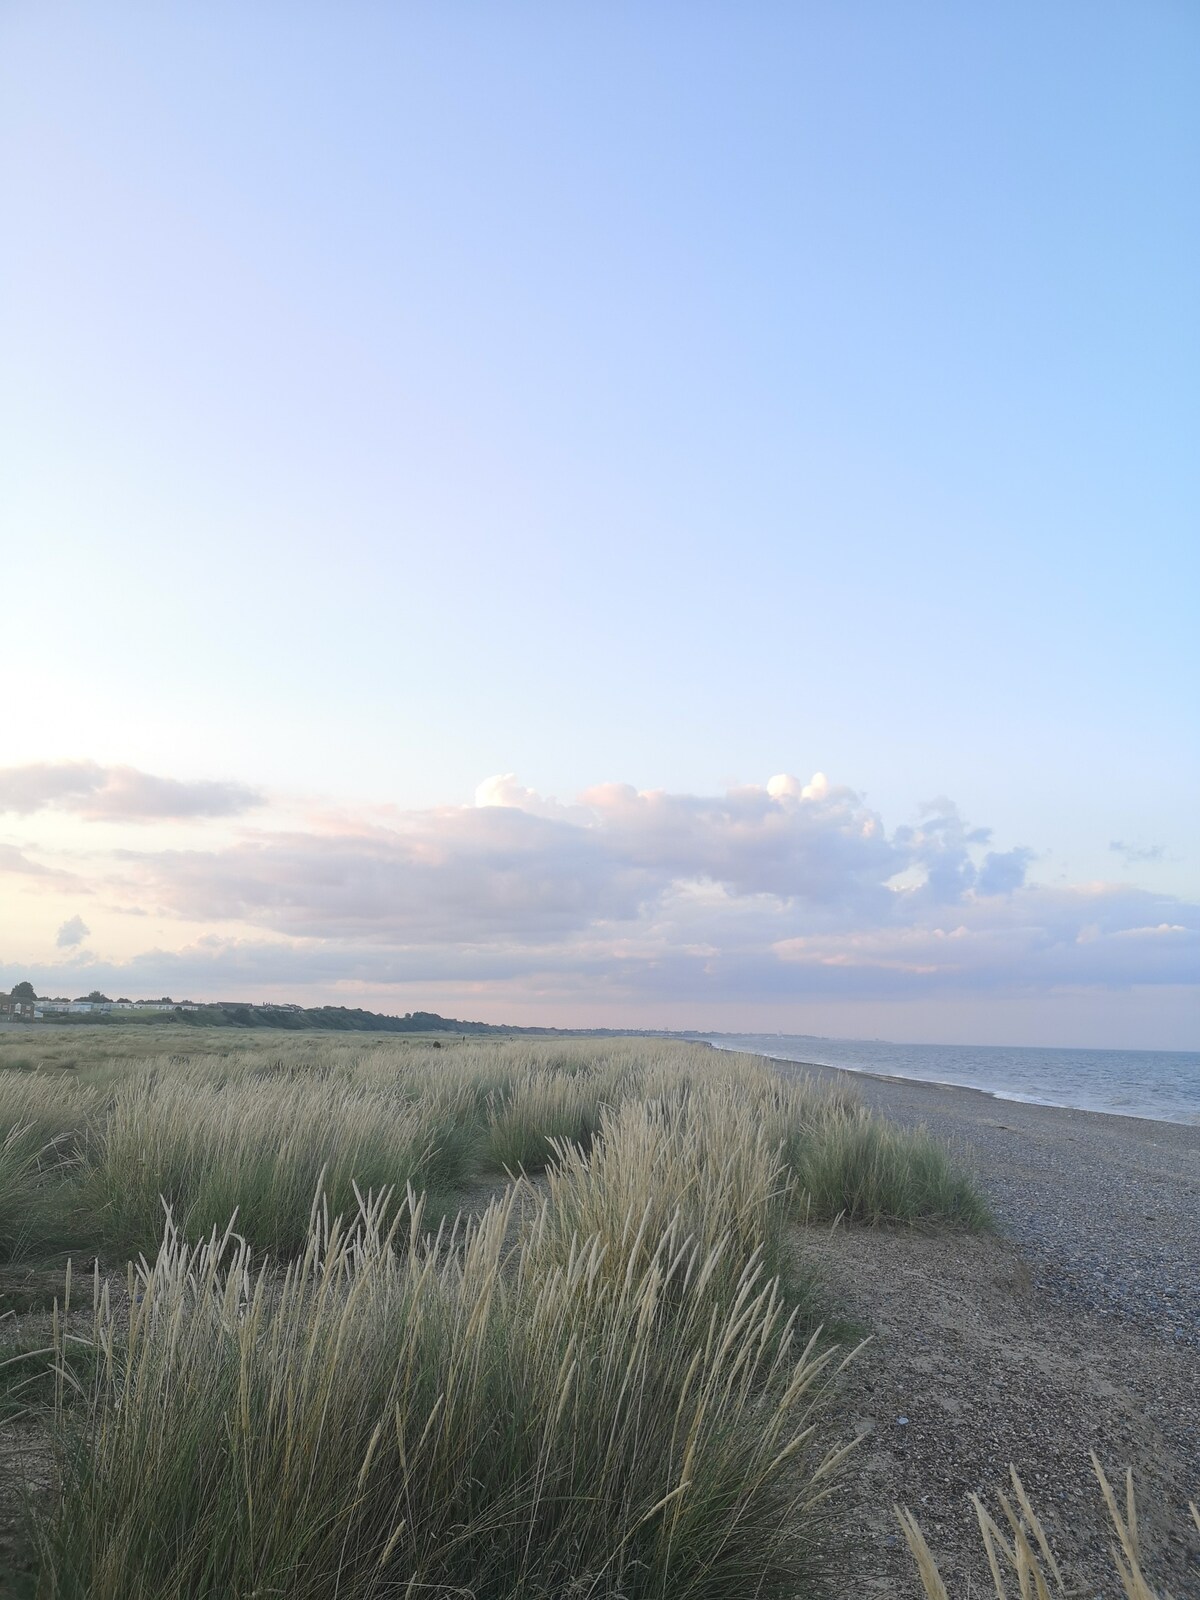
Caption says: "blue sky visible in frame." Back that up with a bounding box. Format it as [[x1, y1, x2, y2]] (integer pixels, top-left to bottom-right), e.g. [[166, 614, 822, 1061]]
[[1, 5, 1196, 1044]]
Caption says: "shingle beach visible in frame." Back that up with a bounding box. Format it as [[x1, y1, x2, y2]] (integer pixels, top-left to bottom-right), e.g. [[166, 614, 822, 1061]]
[[767, 1057, 1200, 1598]]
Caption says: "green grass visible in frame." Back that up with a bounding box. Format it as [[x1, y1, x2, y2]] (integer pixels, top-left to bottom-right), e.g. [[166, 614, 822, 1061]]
[[75, 1073, 480, 1258], [36, 1192, 851, 1600], [0, 1034, 990, 1262], [0, 1032, 992, 1598], [485, 1066, 613, 1171], [0, 1126, 46, 1258], [786, 1110, 991, 1228], [0, 1118, 88, 1260], [0, 1335, 59, 1421]]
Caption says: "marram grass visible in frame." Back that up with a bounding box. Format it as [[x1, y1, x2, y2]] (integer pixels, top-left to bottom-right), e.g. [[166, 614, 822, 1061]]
[[4, 1032, 997, 1597], [787, 1108, 991, 1228], [532, 1089, 801, 1308], [78, 1072, 474, 1257], [0, 1067, 97, 1256], [0, 1035, 990, 1262], [37, 1189, 856, 1600], [485, 1064, 612, 1171]]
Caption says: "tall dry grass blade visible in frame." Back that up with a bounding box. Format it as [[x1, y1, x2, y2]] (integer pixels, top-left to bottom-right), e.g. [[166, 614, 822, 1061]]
[[895, 1506, 951, 1600], [1090, 1452, 1153, 1600], [907, 1462, 1195, 1600], [1008, 1467, 1065, 1592], [969, 1490, 1015, 1599], [995, 1487, 1058, 1600]]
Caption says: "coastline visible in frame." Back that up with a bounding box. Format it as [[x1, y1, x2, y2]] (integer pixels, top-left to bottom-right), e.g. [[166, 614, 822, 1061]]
[[754, 1046, 1200, 1134], [745, 1051, 1200, 1594], [759, 1050, 1200, 1344], [702, 1034, 1200, 1126]]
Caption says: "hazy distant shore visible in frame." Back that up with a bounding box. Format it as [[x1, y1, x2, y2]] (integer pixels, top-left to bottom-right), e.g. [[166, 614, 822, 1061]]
[[760, 1050, 1200, 1345]]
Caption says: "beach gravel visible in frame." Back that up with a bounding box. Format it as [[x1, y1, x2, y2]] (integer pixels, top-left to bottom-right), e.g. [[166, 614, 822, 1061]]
[[768, 1059, 1200, 1598]]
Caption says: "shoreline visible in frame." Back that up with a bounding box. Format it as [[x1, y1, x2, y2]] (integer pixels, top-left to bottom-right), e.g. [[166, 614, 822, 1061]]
[[753, 1048, 1200, 1349], [762, 1048, 1200, 1133], [705, 1037, 1199, 1128], [737, 1048, 1200, 1591], [758, 1046, 1200, 1144]]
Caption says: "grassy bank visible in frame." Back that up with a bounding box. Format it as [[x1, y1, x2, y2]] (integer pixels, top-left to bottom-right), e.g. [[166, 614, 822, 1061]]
[[0, 1032, 988, 1262], [0, 1031, 986, 1597]]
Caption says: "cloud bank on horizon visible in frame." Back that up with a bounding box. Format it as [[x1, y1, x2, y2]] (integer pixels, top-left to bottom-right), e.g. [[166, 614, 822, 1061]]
[[1, 761, 1195, 1047]]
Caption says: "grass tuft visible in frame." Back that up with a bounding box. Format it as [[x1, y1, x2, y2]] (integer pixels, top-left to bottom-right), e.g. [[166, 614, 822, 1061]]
[[787, 1110, 990, 1228]]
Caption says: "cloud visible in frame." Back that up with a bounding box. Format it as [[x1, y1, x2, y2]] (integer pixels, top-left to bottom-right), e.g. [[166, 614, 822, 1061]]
[[1110, 839, 1166, 865], [0, 762, 262, 821], [5, 769, 1194, 1015], [766, 883, 1199, 995], [0, 843, 55, 878], [893, 800, 995, 903], [118, 773, 903, 942], [83, 771, 1194, 1006], [55, 914, 91, 949], [6, 874, 1196, 1014], [474, 773, 589, 822], [120, 806, 657, 941], [576, 775, 900, 904], [976, 846, 1035, 896], [0, 842, 82, 885]]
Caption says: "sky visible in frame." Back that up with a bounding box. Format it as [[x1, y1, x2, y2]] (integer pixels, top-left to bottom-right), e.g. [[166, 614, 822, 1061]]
[[1, 4, 1197, 1047]]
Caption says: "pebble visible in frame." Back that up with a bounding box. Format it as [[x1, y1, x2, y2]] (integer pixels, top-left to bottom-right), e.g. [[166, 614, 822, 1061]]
[[779, 1061, 1200, 1351]]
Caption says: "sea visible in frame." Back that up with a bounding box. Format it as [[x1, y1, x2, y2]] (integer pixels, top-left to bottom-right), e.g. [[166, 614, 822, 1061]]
[[699, 1033, 1200, 1127]]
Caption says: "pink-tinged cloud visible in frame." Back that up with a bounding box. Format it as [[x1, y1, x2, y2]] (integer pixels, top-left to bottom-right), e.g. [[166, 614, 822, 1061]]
[[120, 804, 657, 940], [0, 842, 82, 884], [92, 771, 1195, 998], [0, 761, 262, 821], [117, 773, 908, 940], [5, 770, 1196, 1018]]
